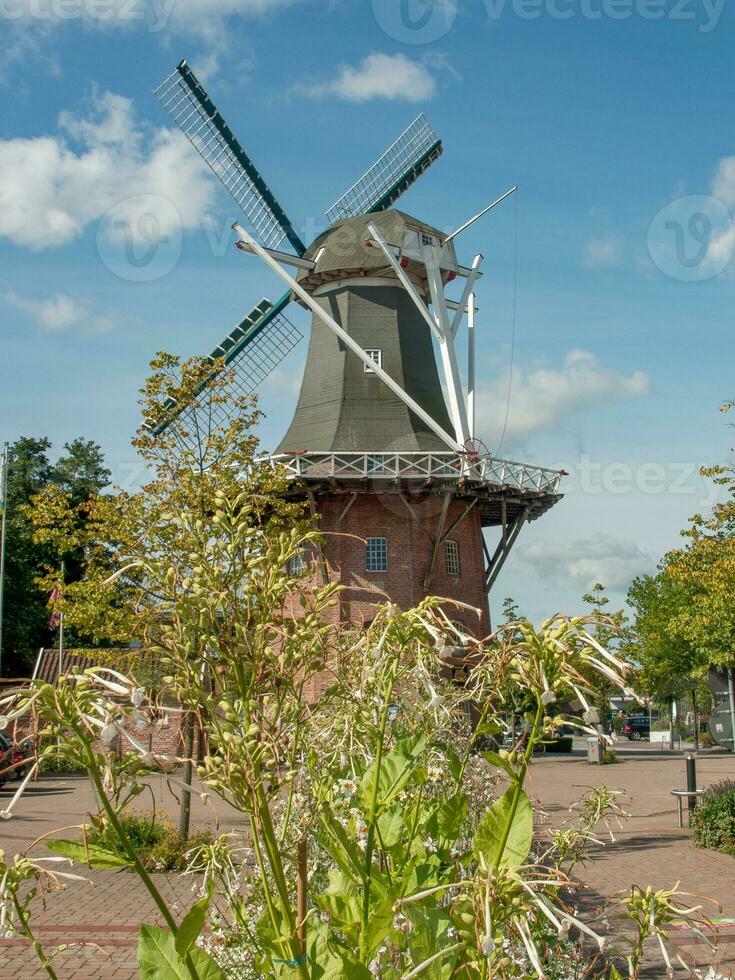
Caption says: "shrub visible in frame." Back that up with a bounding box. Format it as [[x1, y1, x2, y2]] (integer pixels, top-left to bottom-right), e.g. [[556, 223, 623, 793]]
[[87, 809, 215, 872], [691, 781, 735, 854]]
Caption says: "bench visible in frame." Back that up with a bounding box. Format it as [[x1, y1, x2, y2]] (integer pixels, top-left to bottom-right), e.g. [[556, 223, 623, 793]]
[[671, 789, 705, 828]]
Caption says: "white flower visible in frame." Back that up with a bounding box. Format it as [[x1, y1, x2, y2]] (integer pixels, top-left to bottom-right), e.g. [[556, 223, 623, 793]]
[[100, 723, 119, 745], [426, 683, 445, 711], [583, 708, 600, 725], [424, 837, 438, 855], [131, 688, 145, 707], [337, 778, 357, 798]]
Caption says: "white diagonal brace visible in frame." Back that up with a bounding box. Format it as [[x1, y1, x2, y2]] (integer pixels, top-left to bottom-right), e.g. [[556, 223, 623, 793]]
[[366, 221, 444, 343], [233, 222, 463, 453], [425, 253, 470, 446], [468, 291, 476, 441], [450, 254, 483, 339]]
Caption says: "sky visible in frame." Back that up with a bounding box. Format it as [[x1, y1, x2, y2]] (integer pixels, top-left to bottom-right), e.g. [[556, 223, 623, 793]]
[[1, 0, 733, 624]]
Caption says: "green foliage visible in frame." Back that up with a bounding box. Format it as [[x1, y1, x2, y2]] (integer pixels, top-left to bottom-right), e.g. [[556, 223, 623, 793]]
[[691, 781, 735, 854], [137, 924, 225, 980], [45, 839, 132, 869], [47, 810, 216, 873], [473, 786, 533, 869], [1, 435, 111, 676]]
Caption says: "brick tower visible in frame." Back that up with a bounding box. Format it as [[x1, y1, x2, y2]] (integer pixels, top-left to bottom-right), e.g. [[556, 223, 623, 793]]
[[152, 62, 563, 640]]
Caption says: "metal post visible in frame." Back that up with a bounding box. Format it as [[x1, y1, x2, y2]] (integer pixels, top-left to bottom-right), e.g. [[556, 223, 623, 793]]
[[467, 293, 476, 441], [728, 668, 735, 753], [58, 560, 65, 679], [686, 754, 697, 812], [0, 442, 8, 676]]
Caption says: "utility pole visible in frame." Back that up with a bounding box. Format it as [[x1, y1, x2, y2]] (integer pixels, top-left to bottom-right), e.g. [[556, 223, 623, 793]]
[[58, 560, 65, 678], [0, 442, 9, 677]]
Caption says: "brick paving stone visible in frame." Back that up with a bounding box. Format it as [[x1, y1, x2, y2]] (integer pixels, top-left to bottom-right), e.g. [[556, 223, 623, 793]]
[[527, 741, 735, 978], [0, 772, 246, 979]]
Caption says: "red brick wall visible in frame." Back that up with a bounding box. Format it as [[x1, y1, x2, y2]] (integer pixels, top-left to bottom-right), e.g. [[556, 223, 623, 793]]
[[291, 492, 491, 638]]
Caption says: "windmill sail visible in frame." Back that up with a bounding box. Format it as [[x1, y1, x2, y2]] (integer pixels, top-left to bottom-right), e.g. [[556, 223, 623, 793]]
[[154, 61, 306, 255], [325, 114, 442, 225], [152, 292, 302, 443]]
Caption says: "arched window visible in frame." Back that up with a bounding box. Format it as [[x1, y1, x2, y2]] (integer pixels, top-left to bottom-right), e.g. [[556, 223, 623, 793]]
[[365, 537, 388, 572]]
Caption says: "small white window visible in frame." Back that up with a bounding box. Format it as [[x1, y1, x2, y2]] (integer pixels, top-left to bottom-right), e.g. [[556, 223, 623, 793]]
[[363, 349, 382, 374], [366, 537, 388, 572], [446, 539, 460, 576]]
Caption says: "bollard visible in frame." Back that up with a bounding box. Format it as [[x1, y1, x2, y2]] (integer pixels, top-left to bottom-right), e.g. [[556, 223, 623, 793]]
[[686, 754, 697, 812]]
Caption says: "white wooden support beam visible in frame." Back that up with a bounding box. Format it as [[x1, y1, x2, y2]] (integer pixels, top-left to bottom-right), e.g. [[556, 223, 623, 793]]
[[233, 222, 463, 453], [468, 291, 476, 441], [425, 253, 470, 447], [366, 222, 444, 343], [450, 254, 483, 339]]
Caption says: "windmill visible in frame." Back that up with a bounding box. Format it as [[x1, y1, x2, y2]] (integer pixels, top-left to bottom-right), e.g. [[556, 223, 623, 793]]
[[152, 60, 564, 638]]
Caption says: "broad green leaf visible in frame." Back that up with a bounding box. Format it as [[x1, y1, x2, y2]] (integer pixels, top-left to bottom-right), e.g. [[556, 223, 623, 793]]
[[482, 750, 519, 780], [427, 792, 468, 844], [472, 787, 533, 869], [46, 838, 131, 869], [317, 810, 366, 883], [137, 924, 225, 980], [376, 806, 406, 849], [359, 734, 428, 813], [175, 880, 213, 957]]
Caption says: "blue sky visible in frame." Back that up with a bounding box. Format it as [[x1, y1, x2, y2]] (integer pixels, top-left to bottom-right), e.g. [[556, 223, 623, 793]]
[[1, 0, 733, 623]]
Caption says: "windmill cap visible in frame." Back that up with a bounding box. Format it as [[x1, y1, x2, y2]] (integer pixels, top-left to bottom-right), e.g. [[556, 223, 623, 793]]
[[296, 209, 458, 299]]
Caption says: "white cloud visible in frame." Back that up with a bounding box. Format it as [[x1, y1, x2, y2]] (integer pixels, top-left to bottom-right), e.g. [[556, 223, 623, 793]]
[[477, 349, 650, 449], [4, 289, 118, 333], [712, 155, 735, 209], [301, 53, 438, 103], [519, 533, 652, 592], [707, 156, 735, 270], [583, 234, 622, 269], [0, 90, 214, 250]]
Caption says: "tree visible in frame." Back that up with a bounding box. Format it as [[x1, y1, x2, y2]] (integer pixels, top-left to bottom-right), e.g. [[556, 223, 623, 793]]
[[664, 461, 735, 669], [0, 437, 111, 676], [1, 439, 54, 676]]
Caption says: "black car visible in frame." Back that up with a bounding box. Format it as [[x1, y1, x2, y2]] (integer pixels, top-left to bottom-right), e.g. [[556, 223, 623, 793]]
[[622, 715, 650, 740]]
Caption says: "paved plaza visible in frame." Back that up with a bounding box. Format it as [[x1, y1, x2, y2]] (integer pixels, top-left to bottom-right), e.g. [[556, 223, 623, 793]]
[[0, 743, 733, 978]]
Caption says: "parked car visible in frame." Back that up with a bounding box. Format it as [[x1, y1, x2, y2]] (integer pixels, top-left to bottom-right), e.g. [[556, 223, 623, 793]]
[[0, 732, 14, 788], [622, 715, 650, 740], [0, 733, 32, 787]]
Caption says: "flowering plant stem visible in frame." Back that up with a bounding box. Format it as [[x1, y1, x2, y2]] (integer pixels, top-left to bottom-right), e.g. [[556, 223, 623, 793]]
[[360, 656, 399, 959], [78, 737, 202, 980], [10, 892, 59, 980], [492, 695, 543, 870]]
